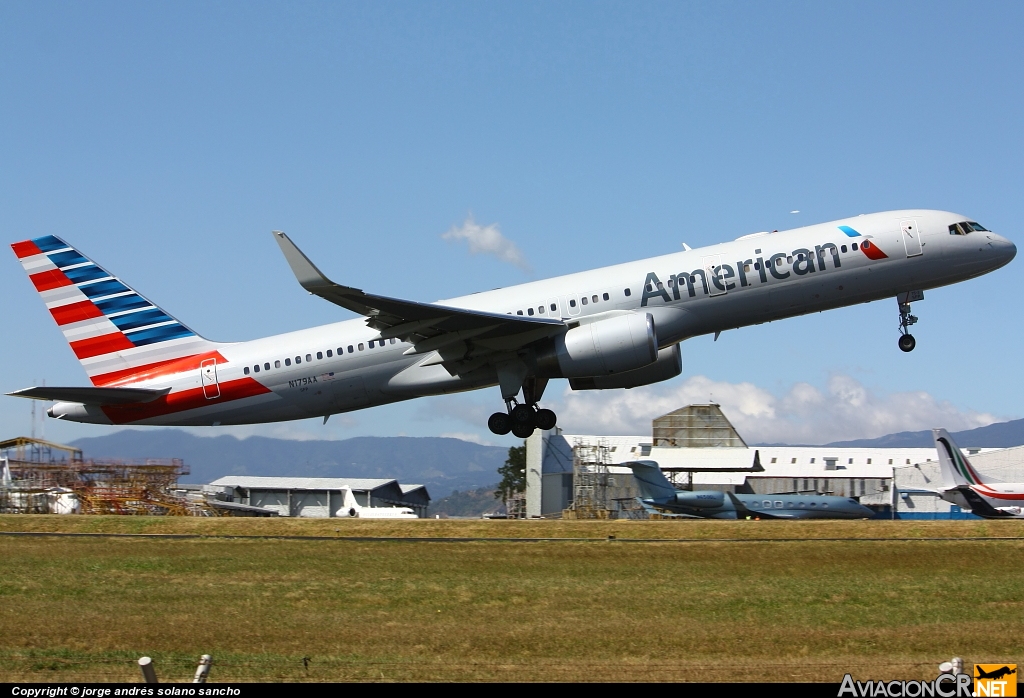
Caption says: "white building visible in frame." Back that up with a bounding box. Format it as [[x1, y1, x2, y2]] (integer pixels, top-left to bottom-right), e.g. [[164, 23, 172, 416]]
[[526, 404, 1016, 519]]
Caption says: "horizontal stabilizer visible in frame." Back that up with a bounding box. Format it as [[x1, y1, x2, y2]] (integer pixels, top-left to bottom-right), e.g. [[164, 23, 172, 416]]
[[7, 386, 171, 405]]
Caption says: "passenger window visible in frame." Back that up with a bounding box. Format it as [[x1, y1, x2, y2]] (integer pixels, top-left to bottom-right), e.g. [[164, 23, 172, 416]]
[[866, 458, 872, 464], [244, 367, 250, 375], [305, 354, 312, 362], [517, 310, 523, 315], [646, 283, 653, 292], [602, 293, 609, 301], [348, 345, 354, 353], [569, 299, 577, 307], [264, 362, 270, 371], [285, 358, 291, 366], [550, 303, 557, 311], [888, 458, 893, 465], [774, 501, 783, 508], [275, 360, 281, 368], [358, 343, 364, 351], [538, 306, 545, 314], [848, 458, 853, 464], [810, 458, 815, 464], [743, 265, 750, 272], [527, 308, 534, 315], [852, 243, 858, 250], [316, 351, 323, 359], [786, 256, 793, 263], [592, 295, 598, 303], [581, 297, 588, 305], [791, 458, 796, 464], [624, 288, 631, 296], [754, 262, 760, 270], [326, 350, 333, 358], [841, 245, 847, 252], [295, 356, 301, 364], [390, 338, 396, 344], [254, 364, 260, 373]]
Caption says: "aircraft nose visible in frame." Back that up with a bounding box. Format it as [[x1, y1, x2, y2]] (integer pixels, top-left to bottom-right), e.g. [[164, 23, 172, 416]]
[[992, 234, 1017, 265]]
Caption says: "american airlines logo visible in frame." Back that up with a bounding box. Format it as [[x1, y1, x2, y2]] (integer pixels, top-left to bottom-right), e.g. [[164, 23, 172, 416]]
[[639, 234, 886, 307]]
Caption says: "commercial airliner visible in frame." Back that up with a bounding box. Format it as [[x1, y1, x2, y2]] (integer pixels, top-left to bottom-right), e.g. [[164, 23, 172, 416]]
[[7, 210, 1015, 438], [932, 429, 1024, 519], [626, 461, 875, 519]]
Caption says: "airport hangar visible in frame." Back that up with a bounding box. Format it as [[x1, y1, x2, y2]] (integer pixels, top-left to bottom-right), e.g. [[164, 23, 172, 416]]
[[202, 477, 431, 518], [524, 404, 1024, 519]]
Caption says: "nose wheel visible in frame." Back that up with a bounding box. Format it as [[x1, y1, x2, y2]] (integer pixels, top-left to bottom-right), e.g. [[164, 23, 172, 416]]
[[898, 334, 916, 352], [487, 400, 558, 437]]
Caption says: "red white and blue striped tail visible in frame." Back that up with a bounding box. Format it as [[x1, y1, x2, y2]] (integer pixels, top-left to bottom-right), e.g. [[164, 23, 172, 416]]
[[11, 235, 221, 387]]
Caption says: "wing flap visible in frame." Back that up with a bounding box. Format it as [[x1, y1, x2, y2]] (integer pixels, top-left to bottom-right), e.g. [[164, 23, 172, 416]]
[[7, 386, 172, 405]]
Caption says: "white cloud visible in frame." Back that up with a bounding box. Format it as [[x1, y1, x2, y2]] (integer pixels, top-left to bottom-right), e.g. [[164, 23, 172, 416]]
[[442, 214, 532, 273], [546, 374, 1001, 445]]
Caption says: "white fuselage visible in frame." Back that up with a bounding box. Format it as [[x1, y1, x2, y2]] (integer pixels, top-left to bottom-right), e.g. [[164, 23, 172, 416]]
[[50, 209, 1015, 426]]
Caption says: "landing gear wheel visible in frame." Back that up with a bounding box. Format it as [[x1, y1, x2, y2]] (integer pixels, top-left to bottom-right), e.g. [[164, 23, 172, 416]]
[[510, 404, 537, 429], [898, 334, 916, 353], [511, 422, 536, 439], [535, 408, 557, 431], [488, 412, 512, 435]]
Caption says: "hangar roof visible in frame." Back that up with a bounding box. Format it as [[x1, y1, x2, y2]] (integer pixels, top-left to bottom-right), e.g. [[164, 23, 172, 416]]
[[209, 476, 398, 491]]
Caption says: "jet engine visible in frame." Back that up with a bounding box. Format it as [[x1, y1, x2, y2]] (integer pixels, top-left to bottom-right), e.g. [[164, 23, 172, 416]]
[[534, 311, 658, 378], [568, 344, 682, 390]]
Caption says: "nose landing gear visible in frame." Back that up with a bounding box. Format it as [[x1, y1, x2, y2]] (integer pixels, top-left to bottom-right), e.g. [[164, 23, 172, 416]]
[[897, 292, 922, 353]]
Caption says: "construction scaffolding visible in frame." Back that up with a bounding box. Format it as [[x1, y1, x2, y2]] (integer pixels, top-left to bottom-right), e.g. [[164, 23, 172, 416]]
[[567, 440, 612, 519], [0, 436, 215, 516]]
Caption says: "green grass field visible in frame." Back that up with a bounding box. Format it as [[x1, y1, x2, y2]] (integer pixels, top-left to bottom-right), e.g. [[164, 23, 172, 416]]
[[1, 516, 1022, 682]]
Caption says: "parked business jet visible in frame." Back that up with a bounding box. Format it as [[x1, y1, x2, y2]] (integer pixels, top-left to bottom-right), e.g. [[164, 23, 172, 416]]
[[626, 461, 875, 519], [8, 210, 1015, 437], [932, 429, 1024, 519], [338, 487, 417, 519]]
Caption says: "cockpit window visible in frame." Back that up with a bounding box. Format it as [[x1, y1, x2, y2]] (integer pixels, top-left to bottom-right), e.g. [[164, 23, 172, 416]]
[[950, 221, 989, 235]]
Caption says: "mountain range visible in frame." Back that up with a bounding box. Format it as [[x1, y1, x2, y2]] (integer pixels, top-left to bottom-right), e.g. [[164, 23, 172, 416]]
[[66, 415, 1024, 502], [754, 417, 1024, 448], [69, 430, 509, 498]]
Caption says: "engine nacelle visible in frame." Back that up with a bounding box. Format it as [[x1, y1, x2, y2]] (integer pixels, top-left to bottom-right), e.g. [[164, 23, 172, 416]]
[[568, 344, 682, 390], [674, 490, 725, 508], [536, 312, 658, 378]]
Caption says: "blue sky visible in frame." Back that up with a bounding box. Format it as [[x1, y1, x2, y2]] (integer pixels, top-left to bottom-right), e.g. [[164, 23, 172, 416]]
[[2, 2, 1022, 446]]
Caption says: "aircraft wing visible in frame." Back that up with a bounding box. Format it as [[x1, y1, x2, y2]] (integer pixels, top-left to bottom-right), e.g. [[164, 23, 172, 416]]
[[274, 232, 565, 364], [7, 386, 172, 405]]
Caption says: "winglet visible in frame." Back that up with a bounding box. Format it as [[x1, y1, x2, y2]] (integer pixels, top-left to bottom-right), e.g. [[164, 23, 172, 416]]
[[273, 231, 342, 292]]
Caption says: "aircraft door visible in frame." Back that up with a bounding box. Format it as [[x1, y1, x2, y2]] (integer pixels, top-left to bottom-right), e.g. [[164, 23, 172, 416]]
[[200, 358, 220, 399], [702, 255, 726, 296], [900, 219, 923, 257]]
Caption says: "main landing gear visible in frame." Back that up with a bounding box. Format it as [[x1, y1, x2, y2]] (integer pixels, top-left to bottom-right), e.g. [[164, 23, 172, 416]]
[[488, 401, 557, 438], [897, 292, 921, 353], [487, 375, 557, 438]]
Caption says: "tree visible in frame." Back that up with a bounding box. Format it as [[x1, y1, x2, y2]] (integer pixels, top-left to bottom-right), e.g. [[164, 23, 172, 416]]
[[495, 443, 526, 505]]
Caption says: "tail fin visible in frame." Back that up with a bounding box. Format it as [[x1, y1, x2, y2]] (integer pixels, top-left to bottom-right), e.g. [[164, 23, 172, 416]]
[[933, 428, 998, 489], [11, 235, 219, 386], [624, 460, 677, 504]]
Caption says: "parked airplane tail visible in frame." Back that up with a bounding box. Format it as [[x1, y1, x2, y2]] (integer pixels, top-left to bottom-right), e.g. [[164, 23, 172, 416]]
[[624, 460, 678, 504], [933, 428, 1000, 490], [11, 235, 221, 386]]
